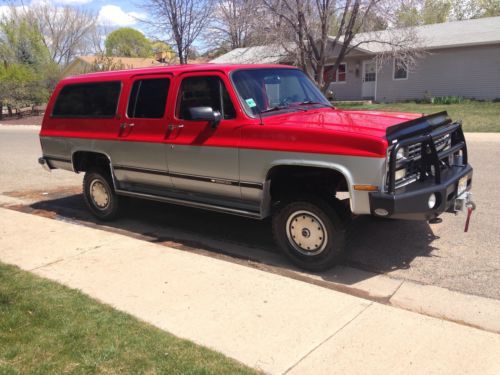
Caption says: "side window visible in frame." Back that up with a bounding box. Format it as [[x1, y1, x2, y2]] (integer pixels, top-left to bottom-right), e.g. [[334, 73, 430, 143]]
[[127, 78, 170, 118], [178, 76, 236, 120], [52, 81, 121, 118], [393, 58, 408, 80]]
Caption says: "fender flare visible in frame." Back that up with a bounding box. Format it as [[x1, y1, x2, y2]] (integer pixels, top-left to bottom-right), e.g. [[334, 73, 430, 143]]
[[262, 159, 355, 215], [71, 149, 118, 190]]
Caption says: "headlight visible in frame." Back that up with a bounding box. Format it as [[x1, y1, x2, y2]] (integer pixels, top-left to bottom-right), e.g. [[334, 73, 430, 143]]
[[395, 168, 407, 180], [396, 148, 406, 160], [428, 193, 437, 209]]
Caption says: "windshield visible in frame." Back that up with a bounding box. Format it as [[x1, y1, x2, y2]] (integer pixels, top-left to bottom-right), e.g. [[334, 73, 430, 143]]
[[231, 68, 331, 116]]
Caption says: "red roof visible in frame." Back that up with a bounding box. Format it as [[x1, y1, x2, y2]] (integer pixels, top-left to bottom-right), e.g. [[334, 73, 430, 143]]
[[61, 63, 297, 83]]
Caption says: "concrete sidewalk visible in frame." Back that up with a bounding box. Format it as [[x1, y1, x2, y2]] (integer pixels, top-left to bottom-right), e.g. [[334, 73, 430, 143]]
[[1, 207, 499, 375]]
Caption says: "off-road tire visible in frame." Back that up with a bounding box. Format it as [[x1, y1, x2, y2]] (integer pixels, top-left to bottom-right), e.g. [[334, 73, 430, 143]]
[[272, 195, 346, 271], [83, 168, 120, 221]]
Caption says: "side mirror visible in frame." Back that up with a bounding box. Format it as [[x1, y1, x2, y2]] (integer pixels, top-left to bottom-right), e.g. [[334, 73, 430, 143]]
[[188, 106, 222, 128]]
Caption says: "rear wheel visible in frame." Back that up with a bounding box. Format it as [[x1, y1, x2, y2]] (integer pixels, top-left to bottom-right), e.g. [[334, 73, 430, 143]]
[[83, 168, 120, 220], [272, 195, 346, 271]]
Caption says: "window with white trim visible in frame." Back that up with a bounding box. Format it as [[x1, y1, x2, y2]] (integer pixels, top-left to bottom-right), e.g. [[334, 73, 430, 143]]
[[393, 58, 408, 80], [323, 63, 346, 83]]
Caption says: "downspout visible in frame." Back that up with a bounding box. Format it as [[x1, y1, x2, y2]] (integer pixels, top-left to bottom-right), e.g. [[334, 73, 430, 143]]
[[374, 59, 378, 102]]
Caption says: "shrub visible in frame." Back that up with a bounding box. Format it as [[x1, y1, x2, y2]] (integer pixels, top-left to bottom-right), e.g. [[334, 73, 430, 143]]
[[431, 96, 465, 105]]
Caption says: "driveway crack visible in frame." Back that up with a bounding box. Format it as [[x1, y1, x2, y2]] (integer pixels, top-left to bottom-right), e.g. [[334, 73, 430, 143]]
[[27, 243, 109, 272]]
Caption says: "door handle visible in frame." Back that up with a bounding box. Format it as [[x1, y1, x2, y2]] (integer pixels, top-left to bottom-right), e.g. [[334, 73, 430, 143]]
[[168, 124, 184, 130], [120, 122, 135, 129]]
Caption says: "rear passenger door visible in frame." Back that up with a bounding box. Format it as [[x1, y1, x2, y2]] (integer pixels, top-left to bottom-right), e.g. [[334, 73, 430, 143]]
[[165, 72, 241, 199], [112, 74, 173, 191]]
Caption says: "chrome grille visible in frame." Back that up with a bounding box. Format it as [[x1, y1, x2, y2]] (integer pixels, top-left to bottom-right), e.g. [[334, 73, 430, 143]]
[[407, 143, 422, 159]]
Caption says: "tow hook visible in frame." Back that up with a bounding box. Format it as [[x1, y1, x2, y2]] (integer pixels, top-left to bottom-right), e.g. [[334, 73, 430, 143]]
[[455, 192, 476, 232]]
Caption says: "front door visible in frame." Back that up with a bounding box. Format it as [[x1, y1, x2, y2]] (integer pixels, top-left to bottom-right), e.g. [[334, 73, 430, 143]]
[[165, 72, 241, 199], [362, 61, 377, 99], [112, 73, 173, 190]]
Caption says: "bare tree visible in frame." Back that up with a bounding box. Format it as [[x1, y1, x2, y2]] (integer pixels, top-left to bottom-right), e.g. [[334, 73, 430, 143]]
[[26, 3, 97, 66], [263, 0, 421, 92], [141, 0, 212, 64], [86, 23, 114, 56], [210, 0, 261, 50]]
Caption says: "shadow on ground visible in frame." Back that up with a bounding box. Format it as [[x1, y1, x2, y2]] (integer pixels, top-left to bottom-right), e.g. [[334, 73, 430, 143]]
[[10, 190, 439, 285]]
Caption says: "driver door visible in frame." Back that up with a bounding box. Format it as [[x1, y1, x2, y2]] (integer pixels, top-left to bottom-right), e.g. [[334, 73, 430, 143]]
[[165, 72, 241, 199]]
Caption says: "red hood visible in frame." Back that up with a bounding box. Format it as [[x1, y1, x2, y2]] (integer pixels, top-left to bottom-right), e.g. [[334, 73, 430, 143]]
[[262, 108, 423, 139]]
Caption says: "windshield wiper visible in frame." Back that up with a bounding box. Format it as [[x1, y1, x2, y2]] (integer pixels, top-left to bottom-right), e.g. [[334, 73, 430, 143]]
[[260, 105, 289, 114], [300, 100, 333, 108]]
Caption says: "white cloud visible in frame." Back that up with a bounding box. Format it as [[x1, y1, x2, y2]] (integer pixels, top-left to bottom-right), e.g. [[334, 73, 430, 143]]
[[55, 0, 94, 4], [0, 4, 29, 18], [0, 6, 10, 18], [97, 5, 145, 26]]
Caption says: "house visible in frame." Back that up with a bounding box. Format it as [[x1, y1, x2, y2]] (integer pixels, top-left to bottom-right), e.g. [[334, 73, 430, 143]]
[[211, 16, 500, 102]]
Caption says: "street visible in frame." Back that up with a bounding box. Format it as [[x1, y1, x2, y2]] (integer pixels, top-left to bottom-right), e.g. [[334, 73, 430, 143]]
[[1, 126, 500, 300]]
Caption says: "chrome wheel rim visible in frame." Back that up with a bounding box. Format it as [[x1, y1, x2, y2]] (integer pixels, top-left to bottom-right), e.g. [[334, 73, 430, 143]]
[[90, 179, 110, 210], [286, 210, 328, 256]]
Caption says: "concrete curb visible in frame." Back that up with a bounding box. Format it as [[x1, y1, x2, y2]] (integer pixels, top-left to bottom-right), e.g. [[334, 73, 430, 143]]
[[239, 257, 500, 335], [389, 281, 500, 333], [0, 124, 41, 129]]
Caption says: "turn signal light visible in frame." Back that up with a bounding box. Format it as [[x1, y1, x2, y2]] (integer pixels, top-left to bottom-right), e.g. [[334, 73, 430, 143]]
[[353, 184, 378, 191]]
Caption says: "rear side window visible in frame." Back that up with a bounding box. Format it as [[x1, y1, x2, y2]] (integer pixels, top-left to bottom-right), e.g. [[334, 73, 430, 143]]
[[52, 81, 121, 118], [127, 78, 170, 118]]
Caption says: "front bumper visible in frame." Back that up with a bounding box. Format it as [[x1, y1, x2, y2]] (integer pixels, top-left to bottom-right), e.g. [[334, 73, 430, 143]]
[[369, 164, 473, 220]]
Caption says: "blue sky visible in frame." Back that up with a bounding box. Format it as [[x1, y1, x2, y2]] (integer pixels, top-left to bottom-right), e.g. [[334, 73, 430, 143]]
[[1, 0, 149, 30], [0, 0, 214, 51]]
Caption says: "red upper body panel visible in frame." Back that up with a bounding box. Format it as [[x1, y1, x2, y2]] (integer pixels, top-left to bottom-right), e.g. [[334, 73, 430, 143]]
[[41, 64, 424, 158]]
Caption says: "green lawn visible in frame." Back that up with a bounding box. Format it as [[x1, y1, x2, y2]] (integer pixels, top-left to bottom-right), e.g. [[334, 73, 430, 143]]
[[335, 101, 500, 132], [0, 262, 257, 375]]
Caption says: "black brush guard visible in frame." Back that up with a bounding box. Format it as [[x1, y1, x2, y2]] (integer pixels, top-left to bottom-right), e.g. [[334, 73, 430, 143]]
[[369, 111, 473, 220]]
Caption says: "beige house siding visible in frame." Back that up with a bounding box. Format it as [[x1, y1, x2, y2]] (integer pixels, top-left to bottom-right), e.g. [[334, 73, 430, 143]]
[[326, 56, 364, 101], [376, 44, 500, 102]]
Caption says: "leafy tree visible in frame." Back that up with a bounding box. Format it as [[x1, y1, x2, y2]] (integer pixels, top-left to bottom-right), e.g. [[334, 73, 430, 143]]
[[422, 0, 451, 24], [0, 14, 53, 116], [477, 0, 500, 16], [0, 64, 48, 116], [105, 28, 153, 57], [396, 0, 499, 26], [396, 0, 451, 26], [0, 17, 50, 67], [151, 40, 176, 61]]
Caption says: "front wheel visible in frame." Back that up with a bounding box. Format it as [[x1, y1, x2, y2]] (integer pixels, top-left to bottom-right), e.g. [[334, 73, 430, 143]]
[[272, 196, 346, 271], [83, 168, 120, 221]]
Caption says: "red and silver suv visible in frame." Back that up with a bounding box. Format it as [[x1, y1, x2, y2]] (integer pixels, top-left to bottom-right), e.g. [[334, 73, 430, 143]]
[[39, 64, 474, 270]]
